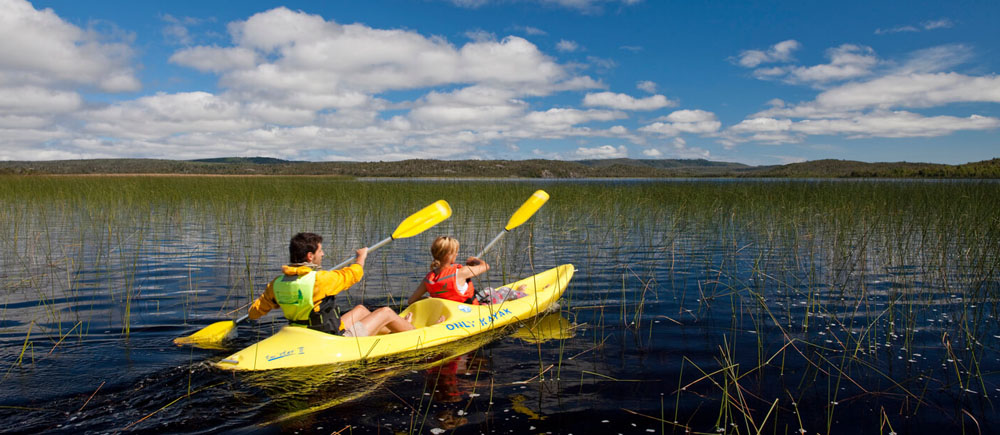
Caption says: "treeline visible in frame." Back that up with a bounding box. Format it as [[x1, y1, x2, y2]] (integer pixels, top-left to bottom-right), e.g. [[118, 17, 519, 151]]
[[748, 158, 1000, 178], [0, 158, 754, 177], [0, 157, 997, 178]]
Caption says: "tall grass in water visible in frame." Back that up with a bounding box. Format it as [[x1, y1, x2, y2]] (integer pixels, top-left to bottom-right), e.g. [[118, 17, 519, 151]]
[[541, 180, 999, 433], [1, 176, 998, 433]]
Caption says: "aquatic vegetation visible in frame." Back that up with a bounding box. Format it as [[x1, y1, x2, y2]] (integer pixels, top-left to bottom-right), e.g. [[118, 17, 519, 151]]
[[0, 176, 997, 433]]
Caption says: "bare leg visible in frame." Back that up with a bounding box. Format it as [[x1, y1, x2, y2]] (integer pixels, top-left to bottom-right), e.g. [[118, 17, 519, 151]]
[[339, 305, 371, 331], [356, 307, 415, 336]]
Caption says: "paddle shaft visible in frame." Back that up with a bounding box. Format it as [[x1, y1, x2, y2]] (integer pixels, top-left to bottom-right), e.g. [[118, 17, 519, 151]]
[[475, 190, 549, 258], [476, 230, 506, 258], [332, 235, 392, 269]]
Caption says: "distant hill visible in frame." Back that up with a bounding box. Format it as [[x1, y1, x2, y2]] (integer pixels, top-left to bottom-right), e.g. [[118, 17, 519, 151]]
[[0, 157, 996, 178], [192, 157, 294, 165], [747, 158, 1000, 178]]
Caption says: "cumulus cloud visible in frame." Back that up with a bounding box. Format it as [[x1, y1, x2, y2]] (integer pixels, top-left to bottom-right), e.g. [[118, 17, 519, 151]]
[[0, 0, 140, 155], [734, 40, 800, 68], [2, 4, 635, 161], [730, 111, 998, 142], [583, 91, 675, 110], [755, 72, 1000, 116], [574, 144, 628, 159], [171, 8, 585, 104], [726, 69, 1000, 145], [0, 0, 139, 93], [749, 44, 879, 85], [642, 137, 711, 159], [782, 44, 878, 84], [639, 109, 722, 136]]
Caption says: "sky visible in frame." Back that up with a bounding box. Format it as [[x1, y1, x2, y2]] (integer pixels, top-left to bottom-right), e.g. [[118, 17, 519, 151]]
[[1, 0, 998, 165]]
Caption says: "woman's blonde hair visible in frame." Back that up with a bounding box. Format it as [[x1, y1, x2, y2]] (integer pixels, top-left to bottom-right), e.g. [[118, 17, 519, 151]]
[[430, 236, 459, 270]]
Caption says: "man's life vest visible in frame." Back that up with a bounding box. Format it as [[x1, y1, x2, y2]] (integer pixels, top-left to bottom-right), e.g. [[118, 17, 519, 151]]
[[273, 271, 318, 325], [424, 264, 478, 304]]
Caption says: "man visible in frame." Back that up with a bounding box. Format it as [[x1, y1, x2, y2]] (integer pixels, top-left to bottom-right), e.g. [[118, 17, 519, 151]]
[[248, 232, 413, 336]]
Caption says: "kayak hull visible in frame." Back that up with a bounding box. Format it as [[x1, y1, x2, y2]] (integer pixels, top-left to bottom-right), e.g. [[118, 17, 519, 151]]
[[215, 264, 574, 371]]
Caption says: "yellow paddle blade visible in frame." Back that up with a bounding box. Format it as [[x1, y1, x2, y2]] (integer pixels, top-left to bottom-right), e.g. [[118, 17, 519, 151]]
[[504, 190, 549, 231], [173, 320, 237, 349], [391, 199, 452, 239]]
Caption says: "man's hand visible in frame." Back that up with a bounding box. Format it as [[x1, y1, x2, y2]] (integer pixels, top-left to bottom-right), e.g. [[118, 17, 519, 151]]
[[355, 247, 369, 267]]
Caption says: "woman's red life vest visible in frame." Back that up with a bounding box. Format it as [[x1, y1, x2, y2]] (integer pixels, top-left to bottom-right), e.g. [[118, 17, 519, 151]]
[[423, 264, 479, 304]]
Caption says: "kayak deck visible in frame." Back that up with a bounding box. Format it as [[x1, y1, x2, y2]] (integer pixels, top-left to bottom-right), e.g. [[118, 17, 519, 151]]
[[215, 264, 574, 371]]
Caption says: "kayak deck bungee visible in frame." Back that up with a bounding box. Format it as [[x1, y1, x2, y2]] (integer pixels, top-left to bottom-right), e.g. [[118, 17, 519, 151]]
[[216, 264, 574, 371]]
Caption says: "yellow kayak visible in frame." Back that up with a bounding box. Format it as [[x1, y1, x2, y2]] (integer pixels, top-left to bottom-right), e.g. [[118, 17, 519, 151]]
[[215, 264, 574, 371]]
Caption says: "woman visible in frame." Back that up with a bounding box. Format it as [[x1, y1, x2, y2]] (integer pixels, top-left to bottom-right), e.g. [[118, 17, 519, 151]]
[[408, 236, 490, 305]]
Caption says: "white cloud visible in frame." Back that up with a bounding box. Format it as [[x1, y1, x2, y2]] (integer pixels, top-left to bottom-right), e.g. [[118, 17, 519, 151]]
[[445, 0, 642, 13], [640, 109, 721, 136], [465, 29, 496, 42], [522, 26, 547, 36], [523, 108, 626, 130], [169, 46, 258, 73], [171, 8, 580, 101], [409, 86, 527, 127], [735, 40, 800, 68], [161, 14, 210, 46], [791, 111, 1000, 138], [636, 80, 657, 93], [771, 155, 807, 164], [642, 137, 711, 159], [0, 85, 81, 114], [556, 39, 580, 52], [875, 18, 954, 34], [895, 44, 973, 75], [162, 6, 604, 139], [583, 91, 675, 110], [586, 56, 617, 70], [0, 0, 139, 93], [812, 72, 1000, 111], [81, 92, 256, 140], [782, 44, 878, 84], [574, 144, 627, 159]]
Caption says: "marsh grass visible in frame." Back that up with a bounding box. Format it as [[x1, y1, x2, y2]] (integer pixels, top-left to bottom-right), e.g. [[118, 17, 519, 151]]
[[0, 176, 998, 433]]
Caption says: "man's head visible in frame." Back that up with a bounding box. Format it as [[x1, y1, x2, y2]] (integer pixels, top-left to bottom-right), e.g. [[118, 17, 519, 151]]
[[289, 232, 324, 264]]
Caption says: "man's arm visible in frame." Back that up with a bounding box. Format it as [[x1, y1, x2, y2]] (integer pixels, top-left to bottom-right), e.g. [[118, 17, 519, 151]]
[[247, 279, 278, 320]]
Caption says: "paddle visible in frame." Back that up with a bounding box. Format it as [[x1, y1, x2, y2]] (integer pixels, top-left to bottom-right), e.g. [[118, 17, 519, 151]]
[[476, 190, 549, 258], [173, 199, 453, 348]]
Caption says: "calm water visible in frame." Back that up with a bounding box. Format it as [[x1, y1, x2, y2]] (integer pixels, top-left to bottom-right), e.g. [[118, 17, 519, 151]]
[[0, 179, 998, 434]]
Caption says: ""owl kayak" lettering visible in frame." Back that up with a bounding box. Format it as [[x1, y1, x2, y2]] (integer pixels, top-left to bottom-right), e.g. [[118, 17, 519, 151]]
[[444, 308, 513, 330]]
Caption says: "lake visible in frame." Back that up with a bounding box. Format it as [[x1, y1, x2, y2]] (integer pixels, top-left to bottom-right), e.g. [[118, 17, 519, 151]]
[[0, 177, 997, 433]]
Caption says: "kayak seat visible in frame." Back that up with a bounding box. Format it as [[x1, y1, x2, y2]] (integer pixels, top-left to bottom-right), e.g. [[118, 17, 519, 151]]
[[402, 298, 454, 329]]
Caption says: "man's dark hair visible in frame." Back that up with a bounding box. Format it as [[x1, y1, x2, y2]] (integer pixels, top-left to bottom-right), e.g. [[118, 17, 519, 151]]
[[289, 232, 323, 263]]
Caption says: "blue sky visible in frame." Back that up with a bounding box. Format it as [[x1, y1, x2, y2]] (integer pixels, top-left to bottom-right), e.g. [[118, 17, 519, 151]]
[[2, 0, 997, 165]]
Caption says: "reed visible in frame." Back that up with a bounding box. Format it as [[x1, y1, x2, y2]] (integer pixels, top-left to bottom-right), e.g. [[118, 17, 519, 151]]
[[0, 176, 997, 433]]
